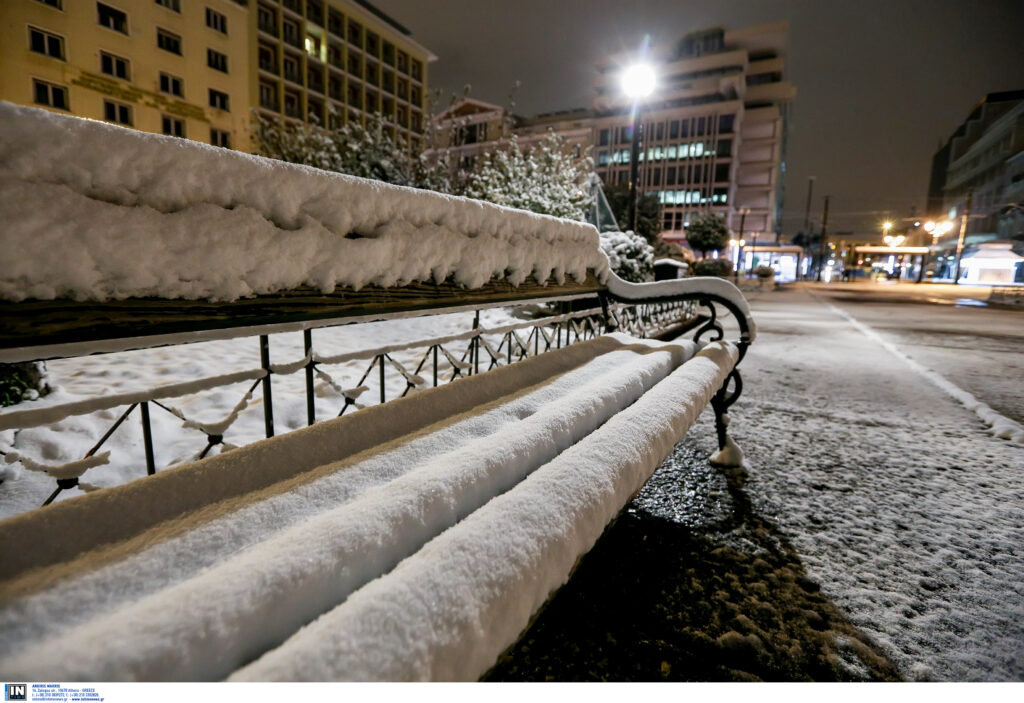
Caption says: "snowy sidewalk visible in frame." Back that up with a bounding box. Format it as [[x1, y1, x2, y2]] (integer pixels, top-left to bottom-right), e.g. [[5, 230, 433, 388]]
[[731, 287, 1024, 680], [490, 286, 1022, 681]]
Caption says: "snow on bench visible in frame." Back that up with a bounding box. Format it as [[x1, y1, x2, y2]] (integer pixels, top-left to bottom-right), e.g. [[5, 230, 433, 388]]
[[0, 103, 756, 681]]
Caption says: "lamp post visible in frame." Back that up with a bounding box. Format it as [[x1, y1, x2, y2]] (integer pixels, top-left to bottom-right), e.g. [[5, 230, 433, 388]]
[[737, 206, 750, 275], [918, 219, 954, 283], [621, 63, 656, 233]]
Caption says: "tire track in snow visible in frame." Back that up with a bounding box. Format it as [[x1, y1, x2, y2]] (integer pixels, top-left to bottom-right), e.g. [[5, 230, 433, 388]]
[[817, 295, 1024, 446]]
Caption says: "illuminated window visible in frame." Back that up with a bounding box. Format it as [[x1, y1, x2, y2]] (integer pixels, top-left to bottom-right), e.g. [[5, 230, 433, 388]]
[[161, 115, 185, 137], [206, 8, 227, 33], [159, 72, 183, 97], [207, 49, 228, 73], [33, 79, 68, 110], [100, 51, 130, 79], [29, 27, 64, 60], [97, 3, 128, 33], [208, 89, 229, 111], [103, 100, 132, 126], [157, 28, 181, 54]]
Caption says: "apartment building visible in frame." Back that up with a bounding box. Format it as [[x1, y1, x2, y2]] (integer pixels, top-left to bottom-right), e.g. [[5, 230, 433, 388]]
[[252, 0, 435, 151], [1, 0, 435, 152], [1, 0, 251, 149]]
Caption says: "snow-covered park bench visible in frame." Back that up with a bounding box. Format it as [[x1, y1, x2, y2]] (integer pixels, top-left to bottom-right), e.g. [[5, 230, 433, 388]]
[[0, 102, 755, 681]]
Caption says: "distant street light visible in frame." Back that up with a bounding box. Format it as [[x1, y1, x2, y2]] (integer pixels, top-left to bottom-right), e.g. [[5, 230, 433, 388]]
[[917, 219, 955, 283], [621, 62, 656, 233]]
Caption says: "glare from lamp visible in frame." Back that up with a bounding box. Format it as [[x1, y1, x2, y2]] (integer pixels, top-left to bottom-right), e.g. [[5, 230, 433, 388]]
[[621, 63, 656, 100]]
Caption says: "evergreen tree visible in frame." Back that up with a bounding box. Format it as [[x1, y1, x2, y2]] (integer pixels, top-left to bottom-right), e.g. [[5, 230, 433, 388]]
[[686, 212, 729, 258], [601, 182, 662, 243]]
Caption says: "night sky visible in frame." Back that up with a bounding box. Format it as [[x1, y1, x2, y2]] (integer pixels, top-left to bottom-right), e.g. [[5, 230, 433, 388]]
[[374, 0, 1024, 237]]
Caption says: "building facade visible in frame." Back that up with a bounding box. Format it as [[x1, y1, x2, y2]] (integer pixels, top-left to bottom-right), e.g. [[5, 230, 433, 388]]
[[1, 0, 434, 152], [431, 22, 795, 247], [929, 90, 1024, 244], [591, 23, 795, 244], [251, 0, 435, 152]]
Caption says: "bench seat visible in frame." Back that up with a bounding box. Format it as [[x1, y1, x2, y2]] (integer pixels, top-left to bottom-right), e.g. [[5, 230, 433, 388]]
[[0, 334, 738, 682]]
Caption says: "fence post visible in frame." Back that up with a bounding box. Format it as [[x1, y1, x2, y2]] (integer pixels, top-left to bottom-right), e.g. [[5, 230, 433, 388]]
[[259, 335, 275, 438], [304, 329, 315, 426], [140, 401, 156, 475]]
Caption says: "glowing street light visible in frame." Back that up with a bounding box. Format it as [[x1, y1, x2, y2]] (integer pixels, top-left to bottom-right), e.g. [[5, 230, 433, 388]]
[[620, 63, 657, 100], [620, 61, 657, 233], [917, 220, 955, 283]]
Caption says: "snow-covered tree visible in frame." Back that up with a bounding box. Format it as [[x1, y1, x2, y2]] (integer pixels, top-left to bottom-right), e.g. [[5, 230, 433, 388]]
[[252, 110, 453, 192], [599, 230, 655, 283], [463, 134, 594, 220]]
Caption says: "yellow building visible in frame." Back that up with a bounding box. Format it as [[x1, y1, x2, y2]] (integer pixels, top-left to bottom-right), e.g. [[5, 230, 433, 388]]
[[250, 0, 436, 152], [0, 0, 436, 152], [1, 0, 252, 149]]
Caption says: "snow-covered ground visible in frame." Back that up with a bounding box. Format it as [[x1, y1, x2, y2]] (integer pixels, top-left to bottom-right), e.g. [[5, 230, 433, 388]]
[[727, 285, 1024, 680], [0, 308, 519, 517]]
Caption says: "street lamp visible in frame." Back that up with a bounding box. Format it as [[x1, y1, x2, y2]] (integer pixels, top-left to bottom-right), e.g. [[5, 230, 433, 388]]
[[620, 62, 656, 233], [736, 206, 750, 275], [918, 219, 954, 282]]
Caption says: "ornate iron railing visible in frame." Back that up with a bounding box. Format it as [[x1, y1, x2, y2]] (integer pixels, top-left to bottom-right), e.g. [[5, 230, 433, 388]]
[[0, 300, 700, 506]]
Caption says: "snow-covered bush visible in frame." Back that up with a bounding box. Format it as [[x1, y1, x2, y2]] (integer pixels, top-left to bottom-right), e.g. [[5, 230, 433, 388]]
[[0, 362, 49, 407], [755, 265, 775, 279], [599, 231, 655, 283], [463, 134, 594, 221]]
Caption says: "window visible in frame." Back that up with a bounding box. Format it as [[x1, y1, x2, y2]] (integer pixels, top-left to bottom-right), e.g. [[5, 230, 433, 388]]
[[718, 114, 734, 134], [157, 28, 181, 54], [29, 27, 65, 60], [714, 163, 730, 182], [284, 90, 301, 118], [283, 54, 300, 83], [100, 51, 129, 80], [97, 3, 128, 33], [259, 81, 278, 110], [598, 129, 609, 146], [382, 42, 395, 66], [159, 72, 183, 97], [259, 44, 278, 73], [347, 21, 362, 48], [209, 89, 229, 111], [282, 20, 300, 48], [669, 121, 679, 139], [207, 49, 228, 72], [717, 139, 732, 158], [328, 8, 343, 35], [206, 8, 227, 33], [306, 0, 323, 26], [258, 4, 278, 35], [36, 0, 63, 9], [161, 115, 185, 137], [103, 100, 132, 126], [33, 79, 68, 110], [209, 128, 231, 149], [411, 59, 422, 81], [397, 51, 408, 74], [156, 0, 180, 11], [365, 31, 378, 57]]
